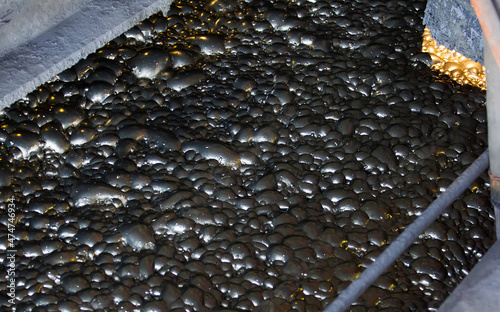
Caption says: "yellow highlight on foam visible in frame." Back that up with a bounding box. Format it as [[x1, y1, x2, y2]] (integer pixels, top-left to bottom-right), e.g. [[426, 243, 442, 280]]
[[422, 28, 486, 90]]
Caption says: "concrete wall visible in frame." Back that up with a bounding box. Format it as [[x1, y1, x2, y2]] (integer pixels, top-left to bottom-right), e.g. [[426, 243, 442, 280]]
[[0, 0, 90, 56], [424, 0, 484, 64], [0, 0, 174, 110]]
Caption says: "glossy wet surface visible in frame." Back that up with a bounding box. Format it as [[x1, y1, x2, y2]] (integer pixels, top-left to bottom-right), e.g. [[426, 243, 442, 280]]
[[0, 0, 494, 311], [422, 28, 486, 90]]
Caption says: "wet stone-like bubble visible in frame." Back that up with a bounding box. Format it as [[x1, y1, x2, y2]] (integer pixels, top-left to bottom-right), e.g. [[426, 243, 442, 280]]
[[70, 127, 98, 146], [126, 47, 172, 79], [119, 223, 156, 251], [252, 125, 278, 143], [86, 81, 114, 103], [61, 274, 91, 293], [71, 182, 128, 207], [40, 121, 70, 154], [186, 34, 225, 55], [169, 48, 200, 68], [166, 69, 207, 91], [181, 139, 240, 168], [51, 105, 85, 129], [6, 130, 40, 157]]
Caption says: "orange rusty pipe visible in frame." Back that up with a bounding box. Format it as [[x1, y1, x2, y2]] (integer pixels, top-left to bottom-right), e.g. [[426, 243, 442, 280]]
[[490, 172, 500, 235], [472, 0, 500, 238], [484, 38, 500, 176], [471, 0, 500, 68]]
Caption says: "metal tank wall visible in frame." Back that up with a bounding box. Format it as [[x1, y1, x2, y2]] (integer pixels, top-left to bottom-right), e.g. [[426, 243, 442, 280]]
[[0, 0, 90, 56], [0, 0, 175, 110]]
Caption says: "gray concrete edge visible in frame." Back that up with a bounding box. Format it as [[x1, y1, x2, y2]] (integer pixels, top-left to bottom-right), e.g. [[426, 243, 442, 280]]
[[438, 239, 500, 312], [0, 0, 91, 56], [0, 0, 174, 111]]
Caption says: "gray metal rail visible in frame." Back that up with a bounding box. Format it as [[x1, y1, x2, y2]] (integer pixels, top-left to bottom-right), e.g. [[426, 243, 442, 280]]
[[324, 150, 490, 312]]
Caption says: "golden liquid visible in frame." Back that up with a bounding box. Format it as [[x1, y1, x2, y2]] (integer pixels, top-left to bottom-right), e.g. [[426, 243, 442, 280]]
[[422, 28, 486, 90]]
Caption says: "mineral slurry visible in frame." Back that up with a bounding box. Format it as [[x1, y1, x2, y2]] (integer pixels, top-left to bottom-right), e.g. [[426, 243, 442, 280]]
[[0, 0, 494, 311]]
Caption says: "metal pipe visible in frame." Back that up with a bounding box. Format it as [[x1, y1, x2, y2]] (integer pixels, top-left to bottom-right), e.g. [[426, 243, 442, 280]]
[[323, 150, 490, 312], [490, 171, 500, 236], [483, 5, 500, 175], [484, 35, 500, 237], [471, 0, 500, 68]]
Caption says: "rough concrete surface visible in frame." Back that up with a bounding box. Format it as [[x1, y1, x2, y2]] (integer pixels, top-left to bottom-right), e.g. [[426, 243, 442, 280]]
[[438, 240, 500, 312], [0, 0, 174, 110], [424, 0, 484, 64], [0, 0, 90, 56]]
